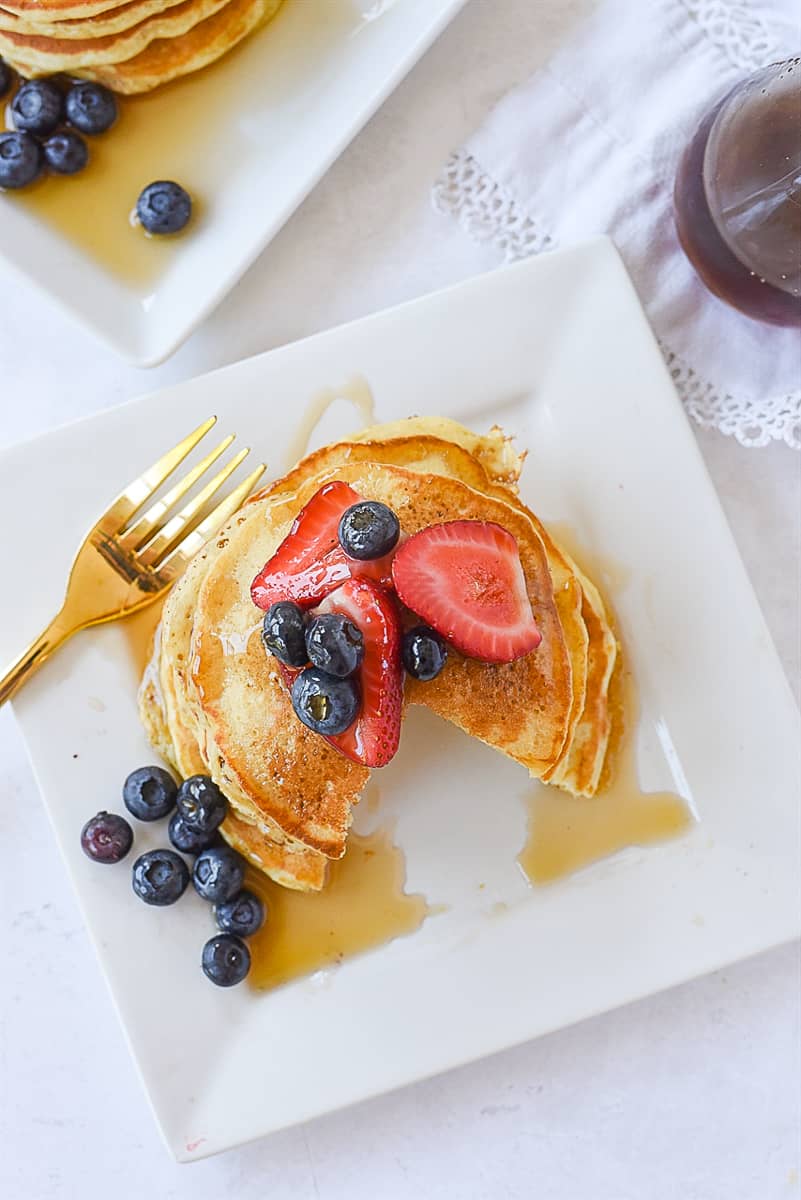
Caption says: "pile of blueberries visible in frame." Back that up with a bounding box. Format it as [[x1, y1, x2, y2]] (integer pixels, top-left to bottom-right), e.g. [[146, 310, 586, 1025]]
[[0, 66, 117, 187], [80, 767, 264, 987], [0, 58, 192, 235]]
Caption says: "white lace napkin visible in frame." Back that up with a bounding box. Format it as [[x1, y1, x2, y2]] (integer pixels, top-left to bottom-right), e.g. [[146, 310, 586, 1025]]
[[434, 0, 801, 449]]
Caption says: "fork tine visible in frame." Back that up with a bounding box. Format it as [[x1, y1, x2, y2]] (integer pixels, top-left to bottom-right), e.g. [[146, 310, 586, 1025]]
[[118, 434, 235, 550], [99, 416, 217, 533], [157, 464, 266, 577], [137, 448, 251, 566]]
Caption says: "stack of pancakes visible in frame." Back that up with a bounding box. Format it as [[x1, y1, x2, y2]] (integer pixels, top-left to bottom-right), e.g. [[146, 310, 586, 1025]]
[[139, 418, 618, 892], [0, 0, 282, 92]]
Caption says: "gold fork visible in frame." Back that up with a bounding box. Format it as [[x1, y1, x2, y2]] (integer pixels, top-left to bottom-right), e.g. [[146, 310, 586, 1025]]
[[0, 417, 265, 706]]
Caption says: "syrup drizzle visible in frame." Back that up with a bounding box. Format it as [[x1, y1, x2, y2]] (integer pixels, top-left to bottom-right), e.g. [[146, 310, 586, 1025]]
[[282, 375, 376, 470]]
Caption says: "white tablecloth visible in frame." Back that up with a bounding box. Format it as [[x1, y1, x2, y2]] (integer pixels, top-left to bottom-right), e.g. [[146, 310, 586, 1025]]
[[1, 2, 798, 1198]]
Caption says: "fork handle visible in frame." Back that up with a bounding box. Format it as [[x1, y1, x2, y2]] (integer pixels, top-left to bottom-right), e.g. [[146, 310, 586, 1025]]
[[0, 613, 75, 707]]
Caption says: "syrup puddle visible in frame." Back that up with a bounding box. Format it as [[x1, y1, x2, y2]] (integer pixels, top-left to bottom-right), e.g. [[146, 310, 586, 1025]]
[[519, 524, 691, 885], [519, 664, 691, 884], [246, 825, 430, 991]]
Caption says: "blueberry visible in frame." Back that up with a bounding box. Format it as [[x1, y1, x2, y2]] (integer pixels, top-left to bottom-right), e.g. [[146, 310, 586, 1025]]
[[402, 625, 448, 681], [43, 130, 88, 176], [175, 774, 227, 834], [11, 80, 64, 136], [0, 132, 43, 190], [80, 811, 133, 864], [201, 933, 250, 987], [214, 889, 266, 937], [262, 601, 307, 668], [193, 845, 245, 903], [338, 501, 400, 561], [123, 765, 177, 821], [136, 180, 191, 235], [291, 666, 359, 735], [0, 58, 13, 99], [131, 849, 189, 906], [64, 81, 117, 135], [168, 812, 220, 855], [305, 613, 363, 678]]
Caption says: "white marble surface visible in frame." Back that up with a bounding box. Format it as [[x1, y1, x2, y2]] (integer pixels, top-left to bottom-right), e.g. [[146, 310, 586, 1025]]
[[0, 1, 799, 1197]]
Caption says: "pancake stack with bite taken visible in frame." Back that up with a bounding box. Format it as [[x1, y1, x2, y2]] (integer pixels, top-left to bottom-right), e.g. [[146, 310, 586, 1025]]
[[139, 418, 618, 892], [0, 0, 282, 92]]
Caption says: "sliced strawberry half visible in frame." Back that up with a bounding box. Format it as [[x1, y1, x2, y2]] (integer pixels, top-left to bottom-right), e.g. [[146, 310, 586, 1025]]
[[251, 481, 394, 611], [392, 520, 541, 663], [317, 579, 403, 768]]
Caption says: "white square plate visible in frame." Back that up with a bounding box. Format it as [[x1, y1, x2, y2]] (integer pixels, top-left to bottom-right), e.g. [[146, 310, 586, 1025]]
[[2, 239, 798, 1160], [0, 0, 466, 366]]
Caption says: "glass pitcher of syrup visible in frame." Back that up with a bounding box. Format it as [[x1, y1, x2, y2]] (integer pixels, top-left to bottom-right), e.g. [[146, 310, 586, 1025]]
[[674, 58, 801, 328]]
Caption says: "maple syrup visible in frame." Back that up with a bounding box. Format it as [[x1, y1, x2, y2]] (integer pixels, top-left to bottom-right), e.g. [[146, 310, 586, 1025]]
[[246, 826, 430, 991], [518, 521, 691, 884], [518, 662, 691, 884], [674, 59, 801, 327], [282, 376, 376, 470]]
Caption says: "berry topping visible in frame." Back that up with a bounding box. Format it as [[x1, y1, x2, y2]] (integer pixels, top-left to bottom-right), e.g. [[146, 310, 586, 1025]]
[[202, 933, 250, 987], [131, 849, 189, 906], [338, 500, 400, 561], [402, 625, 448, 681], [251, 481, 394, 611], [0, 59, 13, 99], [136, 180, 192, 235], [305, 612, 364, 677], [43, 131, 88, 176], [80, 811, 133, 864], [123, 765, 178, 821], [0, 132, 43, 190], [291, 666, 359, 735], [11, 80, 63, 136], [392, 521, 541, 663], [262, 600, 308, 667], [175, 774, 227, 834], [317, 578, 403, 767], [168, 812, 220, 856], [214, 889, 266, 937], [64, 81, 117, 135], [192, 845, 245, 903]]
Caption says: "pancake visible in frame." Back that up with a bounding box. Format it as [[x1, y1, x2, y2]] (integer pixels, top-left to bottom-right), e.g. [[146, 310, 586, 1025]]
[[139, 419, 617, 893], [191, 460, 572, 860], [0, 0, 146, 19], [0, 0, 191, 40], [548, 564, 616, 796], [75, 0, 276, 92], [251, 431, 589, 781], [0, 0, 233, 70], [4, 0, 281, 89]]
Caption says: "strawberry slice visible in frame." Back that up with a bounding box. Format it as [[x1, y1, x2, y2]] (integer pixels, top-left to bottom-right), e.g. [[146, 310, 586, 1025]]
[[251, 481, 394, 611], [392, 520, 541, 663], [317, 579, 403, 768]]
